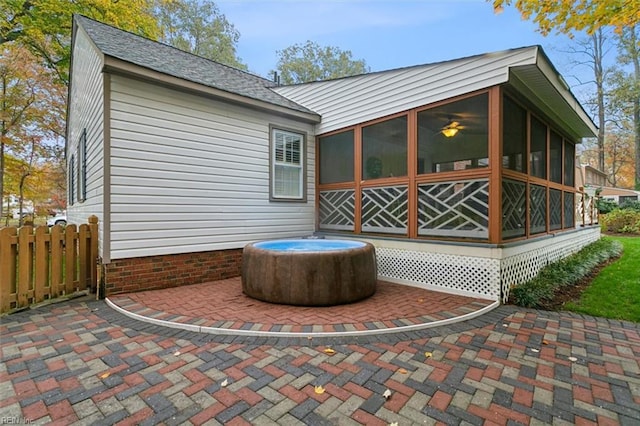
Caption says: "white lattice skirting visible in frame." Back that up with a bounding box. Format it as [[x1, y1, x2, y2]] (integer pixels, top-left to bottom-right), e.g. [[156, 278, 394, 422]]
[[336, 227, 600, 302]]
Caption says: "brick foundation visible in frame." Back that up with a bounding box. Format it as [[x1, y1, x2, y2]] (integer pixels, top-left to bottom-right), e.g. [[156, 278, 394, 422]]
[[104, 248, 243, 295]]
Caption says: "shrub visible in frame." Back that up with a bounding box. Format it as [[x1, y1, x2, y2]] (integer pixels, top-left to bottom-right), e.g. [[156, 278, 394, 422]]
[[619, 200, 640, 212], [600, 209, 640, 234], [597, 198, 618, 214], [509, 238, 622, 308]]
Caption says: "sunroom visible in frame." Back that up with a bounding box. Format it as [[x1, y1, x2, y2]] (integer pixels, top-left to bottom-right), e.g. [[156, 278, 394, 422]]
[[275, 46, 599, 302]]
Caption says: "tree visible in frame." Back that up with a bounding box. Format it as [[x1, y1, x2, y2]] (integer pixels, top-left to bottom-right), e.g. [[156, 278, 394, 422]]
[[155, 0, 246, 69], [0, 44, 65, 222], [491, 0, 640, 36], [564, 30, 614, 172], [275, 41, 369, 84], [493, 0, 640, 189], [1, 0, 160, 84], [610, 25, 640, 189]]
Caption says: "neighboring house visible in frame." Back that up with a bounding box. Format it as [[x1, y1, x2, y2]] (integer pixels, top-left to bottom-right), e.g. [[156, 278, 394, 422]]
[[67, 15, 599, 302], [576, 164, 608, 190], [600, 187, 640, 205], [575, 165, 640, 205]]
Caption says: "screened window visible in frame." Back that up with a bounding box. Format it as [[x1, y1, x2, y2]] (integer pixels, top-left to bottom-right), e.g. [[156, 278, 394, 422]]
[[550, 131, 563, 183], [271, 128, 305, 200], [319, 130, 354, 184], [502, 179, 526, 239], [68, 155, 76, 206], [362, 116, 407, 179], [77, 129, 87, 202], [564, 141, 575, 186], [530, 117, 547, 179], [502, 96, 527, 173], [564, 191, 575, 228], [529, 184, 547, 234], [417, 93, 488, 174], [550, 189, 562, 230]]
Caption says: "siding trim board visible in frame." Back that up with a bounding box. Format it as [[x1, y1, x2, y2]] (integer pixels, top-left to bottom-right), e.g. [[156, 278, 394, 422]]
[[103, 73, 112, 264]]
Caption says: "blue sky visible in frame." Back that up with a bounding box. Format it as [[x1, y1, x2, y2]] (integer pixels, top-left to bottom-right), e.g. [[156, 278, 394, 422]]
[[216, 0, 593, 95]]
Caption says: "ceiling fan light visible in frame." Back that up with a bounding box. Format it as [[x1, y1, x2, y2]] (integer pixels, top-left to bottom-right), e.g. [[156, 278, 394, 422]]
[[442, 127, 459, 137]]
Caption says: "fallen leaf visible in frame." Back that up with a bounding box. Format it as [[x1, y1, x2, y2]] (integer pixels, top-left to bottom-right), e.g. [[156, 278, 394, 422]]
[[383, 389, 392, 399], [568, 356, 578, 362], [424, 352, 433, 358], [323, 348, 336, 356], [307, 336, 313, 340], [542, 340, 549, 345], [99, 372, 110, 379], [398, 368, 408, 374], [221, 379, 228, 387], [314, 385, 325, 394], [417, 298, 424, 303]]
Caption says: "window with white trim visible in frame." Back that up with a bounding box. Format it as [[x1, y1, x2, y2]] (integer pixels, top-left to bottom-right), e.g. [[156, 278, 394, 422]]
[[271, 128, 305, 200], [69, 154, 76, 206]]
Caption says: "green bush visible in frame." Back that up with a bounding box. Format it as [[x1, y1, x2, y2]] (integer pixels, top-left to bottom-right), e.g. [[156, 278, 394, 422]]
[[600, 209, 640, 234], [509, 238, 623, 308], [619, 200, 640, 211], [597, 198, 618, 214]]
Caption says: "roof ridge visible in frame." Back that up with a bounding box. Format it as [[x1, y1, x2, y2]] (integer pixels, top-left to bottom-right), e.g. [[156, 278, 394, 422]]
[[278, 45, 541, 88], [74, 14, 318, 117], [74, 14, 275, 85]]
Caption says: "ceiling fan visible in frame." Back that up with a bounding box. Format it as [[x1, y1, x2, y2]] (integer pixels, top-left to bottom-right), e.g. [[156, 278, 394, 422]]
[[441, 119, 465, 138]]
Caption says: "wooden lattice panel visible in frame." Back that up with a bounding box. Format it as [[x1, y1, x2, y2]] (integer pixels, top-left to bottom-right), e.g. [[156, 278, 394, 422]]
[[502, 179, 526, 239], [529, 184, 546, 234], [500, 228, 600, 302], [565, 192, 576, 227], [319, 189, 355, 231], [376, 247, 501, 300], [361, 186, 408, 234], [417, 179, 489, 239], [549, 189, 562, 230]]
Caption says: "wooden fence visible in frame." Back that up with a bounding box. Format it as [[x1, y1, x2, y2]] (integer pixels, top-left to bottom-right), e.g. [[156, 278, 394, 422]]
[[0, 216, 99, 314]]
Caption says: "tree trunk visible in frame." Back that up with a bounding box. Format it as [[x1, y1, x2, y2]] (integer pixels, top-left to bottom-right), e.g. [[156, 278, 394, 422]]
[[592, 31, 606, 172]]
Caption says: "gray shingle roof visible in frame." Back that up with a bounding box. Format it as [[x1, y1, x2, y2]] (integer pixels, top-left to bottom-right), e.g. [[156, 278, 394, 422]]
[[75, 15, 316, 116]]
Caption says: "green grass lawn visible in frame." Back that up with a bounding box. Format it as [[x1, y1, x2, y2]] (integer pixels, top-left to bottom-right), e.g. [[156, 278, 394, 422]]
[[565, 236, 640, 323]]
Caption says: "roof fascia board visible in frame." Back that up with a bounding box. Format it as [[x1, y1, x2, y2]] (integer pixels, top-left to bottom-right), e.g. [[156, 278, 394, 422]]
[[534, 48, 598, 137], [102, 56, 321, 124], [507, 72, 585, 141]]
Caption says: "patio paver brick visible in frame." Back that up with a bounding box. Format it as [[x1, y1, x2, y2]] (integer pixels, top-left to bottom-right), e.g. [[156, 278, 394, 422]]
[[1, 280, 639, 425]]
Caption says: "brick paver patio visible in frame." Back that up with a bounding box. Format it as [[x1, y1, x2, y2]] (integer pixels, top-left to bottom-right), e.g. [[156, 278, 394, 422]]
[[1, 282, 639, 425], [106, 279, 496, 335]]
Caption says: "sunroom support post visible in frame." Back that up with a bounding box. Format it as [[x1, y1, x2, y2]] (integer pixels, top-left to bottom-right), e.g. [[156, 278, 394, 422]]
[[488, 86, 502, 244], [354, 125, 363, 233], [407, 111, 418, 238]]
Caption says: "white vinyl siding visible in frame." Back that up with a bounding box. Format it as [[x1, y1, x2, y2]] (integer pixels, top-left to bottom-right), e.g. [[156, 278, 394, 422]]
[[275, 48, 538, 135], [66, 26, 105, 254], [108, 76, 315, 259]]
